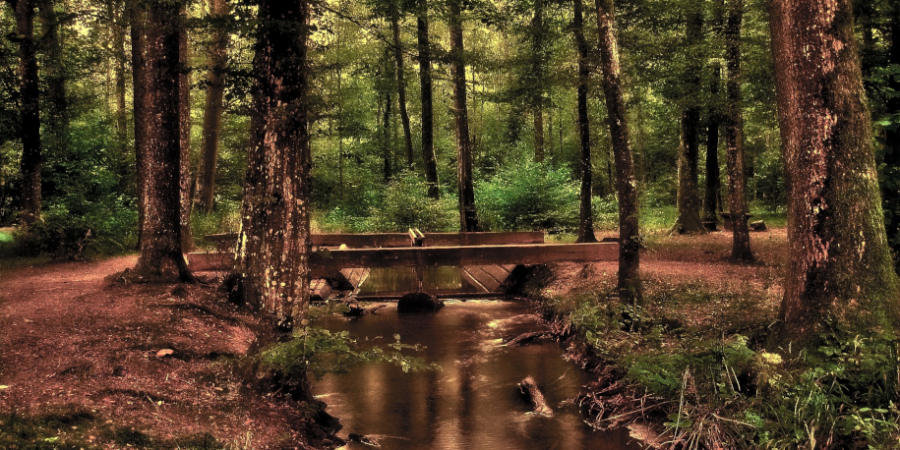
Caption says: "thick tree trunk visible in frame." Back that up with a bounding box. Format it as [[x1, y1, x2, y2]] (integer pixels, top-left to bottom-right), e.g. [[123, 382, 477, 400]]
[[768, 0, 900, 345], [724, 0, 753, 263], [449, 1, 478, 232], [532, 0, 545, 163], [391, 10, 414, 169], [883, 2, 900, 256], [595, 0, 641, 303], [179, 13, 195, 252], [417, 2, 439, 199], [196, 0, 229, 213], [12, 0, 41, 225], [673, 9, 705, 234], [703, 0, 724, 223], [132, 0, 193, 282], [573, 0, 596, 243], [131, 1, 148, 247], [236, 0, 312, 328]]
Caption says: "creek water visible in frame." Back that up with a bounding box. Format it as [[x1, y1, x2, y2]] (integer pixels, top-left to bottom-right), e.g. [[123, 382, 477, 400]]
[[312, 296, 636, 450]]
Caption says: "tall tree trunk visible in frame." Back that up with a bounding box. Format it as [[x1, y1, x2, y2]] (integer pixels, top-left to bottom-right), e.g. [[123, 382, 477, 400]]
[[12, 0, 41, 225], [594, 0, 641, 303], [573, 0, 596, 243], [236, 0, 312, 329], [336, 68, 344, 200], [417, 1, 439, 199], [724, 0, 753, 262], [391, 9, 414, 169], [768, 0, 900, 346], [382, 90, 393, 182], [532, 0, 545, 163], [179, 11, 195, 252], [39, 0, 68, 159], [673, 9, 705, 234], [132, 0, 193, 282], [196, 0, 229, 213], [703, 0, 724, 222], [110, 0, 127, 153], [449, 0, 478, 232], [883, 2, 900, 257], [131, 1, 148, 247]]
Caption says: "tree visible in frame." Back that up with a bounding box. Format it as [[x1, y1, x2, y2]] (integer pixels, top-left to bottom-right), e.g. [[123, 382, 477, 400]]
[[594, 0, 640, 303], [723, 0, 752, 262], [416, 0, 439, 199], [769, 0, 900, 345], [672, 6, 706, 234], [531, 0, 545, 163], [448, 0, 478, 232], [703, 0, 724, 223], [196, 0, 230, 213], [236, 0, 312, 328], [390, 4, 414, 169], [573, 0, 596, 243], [39, 0, 68, 159], [882, 1, 900, 258], [132, 0, 194, 282], [9, 0, 41, 225], [130, 0, 148, 247], [179, 4, 195, 252]]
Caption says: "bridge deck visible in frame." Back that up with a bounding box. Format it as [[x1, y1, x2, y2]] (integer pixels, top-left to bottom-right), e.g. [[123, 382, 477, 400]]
[[203, 231, 545, 251]]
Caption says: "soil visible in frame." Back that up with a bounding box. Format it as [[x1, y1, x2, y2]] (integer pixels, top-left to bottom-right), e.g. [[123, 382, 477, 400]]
[[0, 256, 337, 449]]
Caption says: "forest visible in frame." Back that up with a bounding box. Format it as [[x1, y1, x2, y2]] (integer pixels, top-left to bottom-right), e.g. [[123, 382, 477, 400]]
[[1, 0, 900, 448]]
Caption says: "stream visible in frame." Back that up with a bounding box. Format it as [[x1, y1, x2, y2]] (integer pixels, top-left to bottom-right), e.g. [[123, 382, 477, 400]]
[[312, 296, 636, 450]]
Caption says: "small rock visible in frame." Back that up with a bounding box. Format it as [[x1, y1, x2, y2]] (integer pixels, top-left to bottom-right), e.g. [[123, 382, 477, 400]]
[[155, 349, 175, 358], [397, 292, 444, 313]]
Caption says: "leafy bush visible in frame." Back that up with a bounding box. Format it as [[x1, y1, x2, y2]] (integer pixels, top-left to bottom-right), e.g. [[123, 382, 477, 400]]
[[477, 161, 578, 232], [18, 202, 137, 260], [370, 172, 457, 232]]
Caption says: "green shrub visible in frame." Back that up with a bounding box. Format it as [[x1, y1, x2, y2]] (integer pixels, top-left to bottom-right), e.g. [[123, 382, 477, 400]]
[[18, 202, 137, 260], [370, 172, 457, 232], [477, 161, 578, 232]]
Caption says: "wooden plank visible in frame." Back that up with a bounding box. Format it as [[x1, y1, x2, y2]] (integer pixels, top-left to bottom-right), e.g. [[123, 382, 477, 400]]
[[424, 232, 544, 247], [459, 268, 491, 293], [480, 265, 513, 285], [466, 266, 502, 292], [186, 252, 232, 271], [205, 233, 414, 249], [189, 243, 618, 276]]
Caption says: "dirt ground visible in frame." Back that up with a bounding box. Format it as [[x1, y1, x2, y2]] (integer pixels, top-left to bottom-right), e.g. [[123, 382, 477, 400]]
[[0, 256, 336, 450]]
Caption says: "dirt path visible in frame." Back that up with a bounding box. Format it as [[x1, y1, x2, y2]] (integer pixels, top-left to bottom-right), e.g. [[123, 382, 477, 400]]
[[0, 256, 333, 449]]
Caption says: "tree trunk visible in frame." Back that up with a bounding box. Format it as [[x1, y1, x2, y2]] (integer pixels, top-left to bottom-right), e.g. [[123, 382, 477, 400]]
[[573, 0, 596, 243], [110, 0, 127, 153], [12, 0, 41, 225], [532, 0, 545, 163], [449, 0, 478, 232], [417, 1, 439, 199], [132, 0, 193, 282], [703, 0, 724, 223], [179, 11, 195, 252], [39, 0, 68, 159], [196, 0, 229, 213], [768, 0, 900, 345], [595, 0, 641, 303], [382, 90, 393, 182], [673, 9, 705, 234], [724, 0, 753, 263], [391, 9, 414, 170], [883, 2, 900, 257], [236, 0, 312, 328], [131, 1, 148, 247]]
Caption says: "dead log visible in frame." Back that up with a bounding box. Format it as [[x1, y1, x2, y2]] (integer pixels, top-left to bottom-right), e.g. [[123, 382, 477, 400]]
[[348, 433, 381, 447], [503, 331, 553, 347], [519, 376, 554, 417]]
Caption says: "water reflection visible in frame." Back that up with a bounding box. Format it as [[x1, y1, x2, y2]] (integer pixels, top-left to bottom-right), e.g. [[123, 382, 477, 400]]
[[313, 301, 635, 450]]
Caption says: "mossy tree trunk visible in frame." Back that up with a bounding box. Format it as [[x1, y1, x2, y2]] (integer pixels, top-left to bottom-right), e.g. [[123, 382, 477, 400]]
[[196, 0, 230, 213], [236, 0, 312, 329], [417, 0, 439, 199], [10, 0, 41, 225], [449, 0, 478, 232], [391, 8, 414, 170], [573, 0, 596, 243], [724, 0, 753, 263], [132, 0, 194, 282], [594, 0, 641, 303], [768, 0, 900, 346], [673, 8, 705, 234]]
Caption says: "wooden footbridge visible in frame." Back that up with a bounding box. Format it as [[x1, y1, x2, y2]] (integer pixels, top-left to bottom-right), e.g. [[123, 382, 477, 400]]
[[188, 230, 617, 299]]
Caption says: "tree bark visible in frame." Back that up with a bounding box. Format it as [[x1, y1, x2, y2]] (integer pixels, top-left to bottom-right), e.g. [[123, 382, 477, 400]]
[[417, 1, 439, 199], [12, 0, 41, 225], [673, 8, 705, 234], [236, 0, 312, 328], [196, 0, 229, 213], [132, 0, 193, 282], [381, 89, 393, 182], [532, 0, 545, 163], [131, 1, 148, 247], [391, 9, 414, 170], [594, 0, 641, 303], [724, 0, 753, 262], [109, 0, 127, 153], [768, 0, 900, 345], [883, 2, 900, 257], [449, 0, 478, 232], [39, 0, 68, 158], [573, 0, 596, 243], [703, 0, 724, 223], [179, 9, 195, 252]]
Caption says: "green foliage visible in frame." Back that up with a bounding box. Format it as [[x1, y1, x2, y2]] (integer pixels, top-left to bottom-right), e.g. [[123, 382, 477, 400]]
[[192, 200, 242, 246], [16, 202, 136, 260], [476, 161, 579, 232], [370, 172, 457, 232]]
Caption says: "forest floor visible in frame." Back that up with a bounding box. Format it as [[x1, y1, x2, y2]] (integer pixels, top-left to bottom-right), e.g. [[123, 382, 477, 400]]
[[0, 256, 339, 450]]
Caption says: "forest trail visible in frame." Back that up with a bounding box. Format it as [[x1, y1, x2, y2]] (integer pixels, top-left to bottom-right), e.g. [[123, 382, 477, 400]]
[[0, 255, 335, 449]]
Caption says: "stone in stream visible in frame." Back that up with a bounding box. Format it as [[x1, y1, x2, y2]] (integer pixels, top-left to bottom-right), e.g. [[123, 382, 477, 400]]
[[397, 292, 444, 313], [519, 376, 554, 417]]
